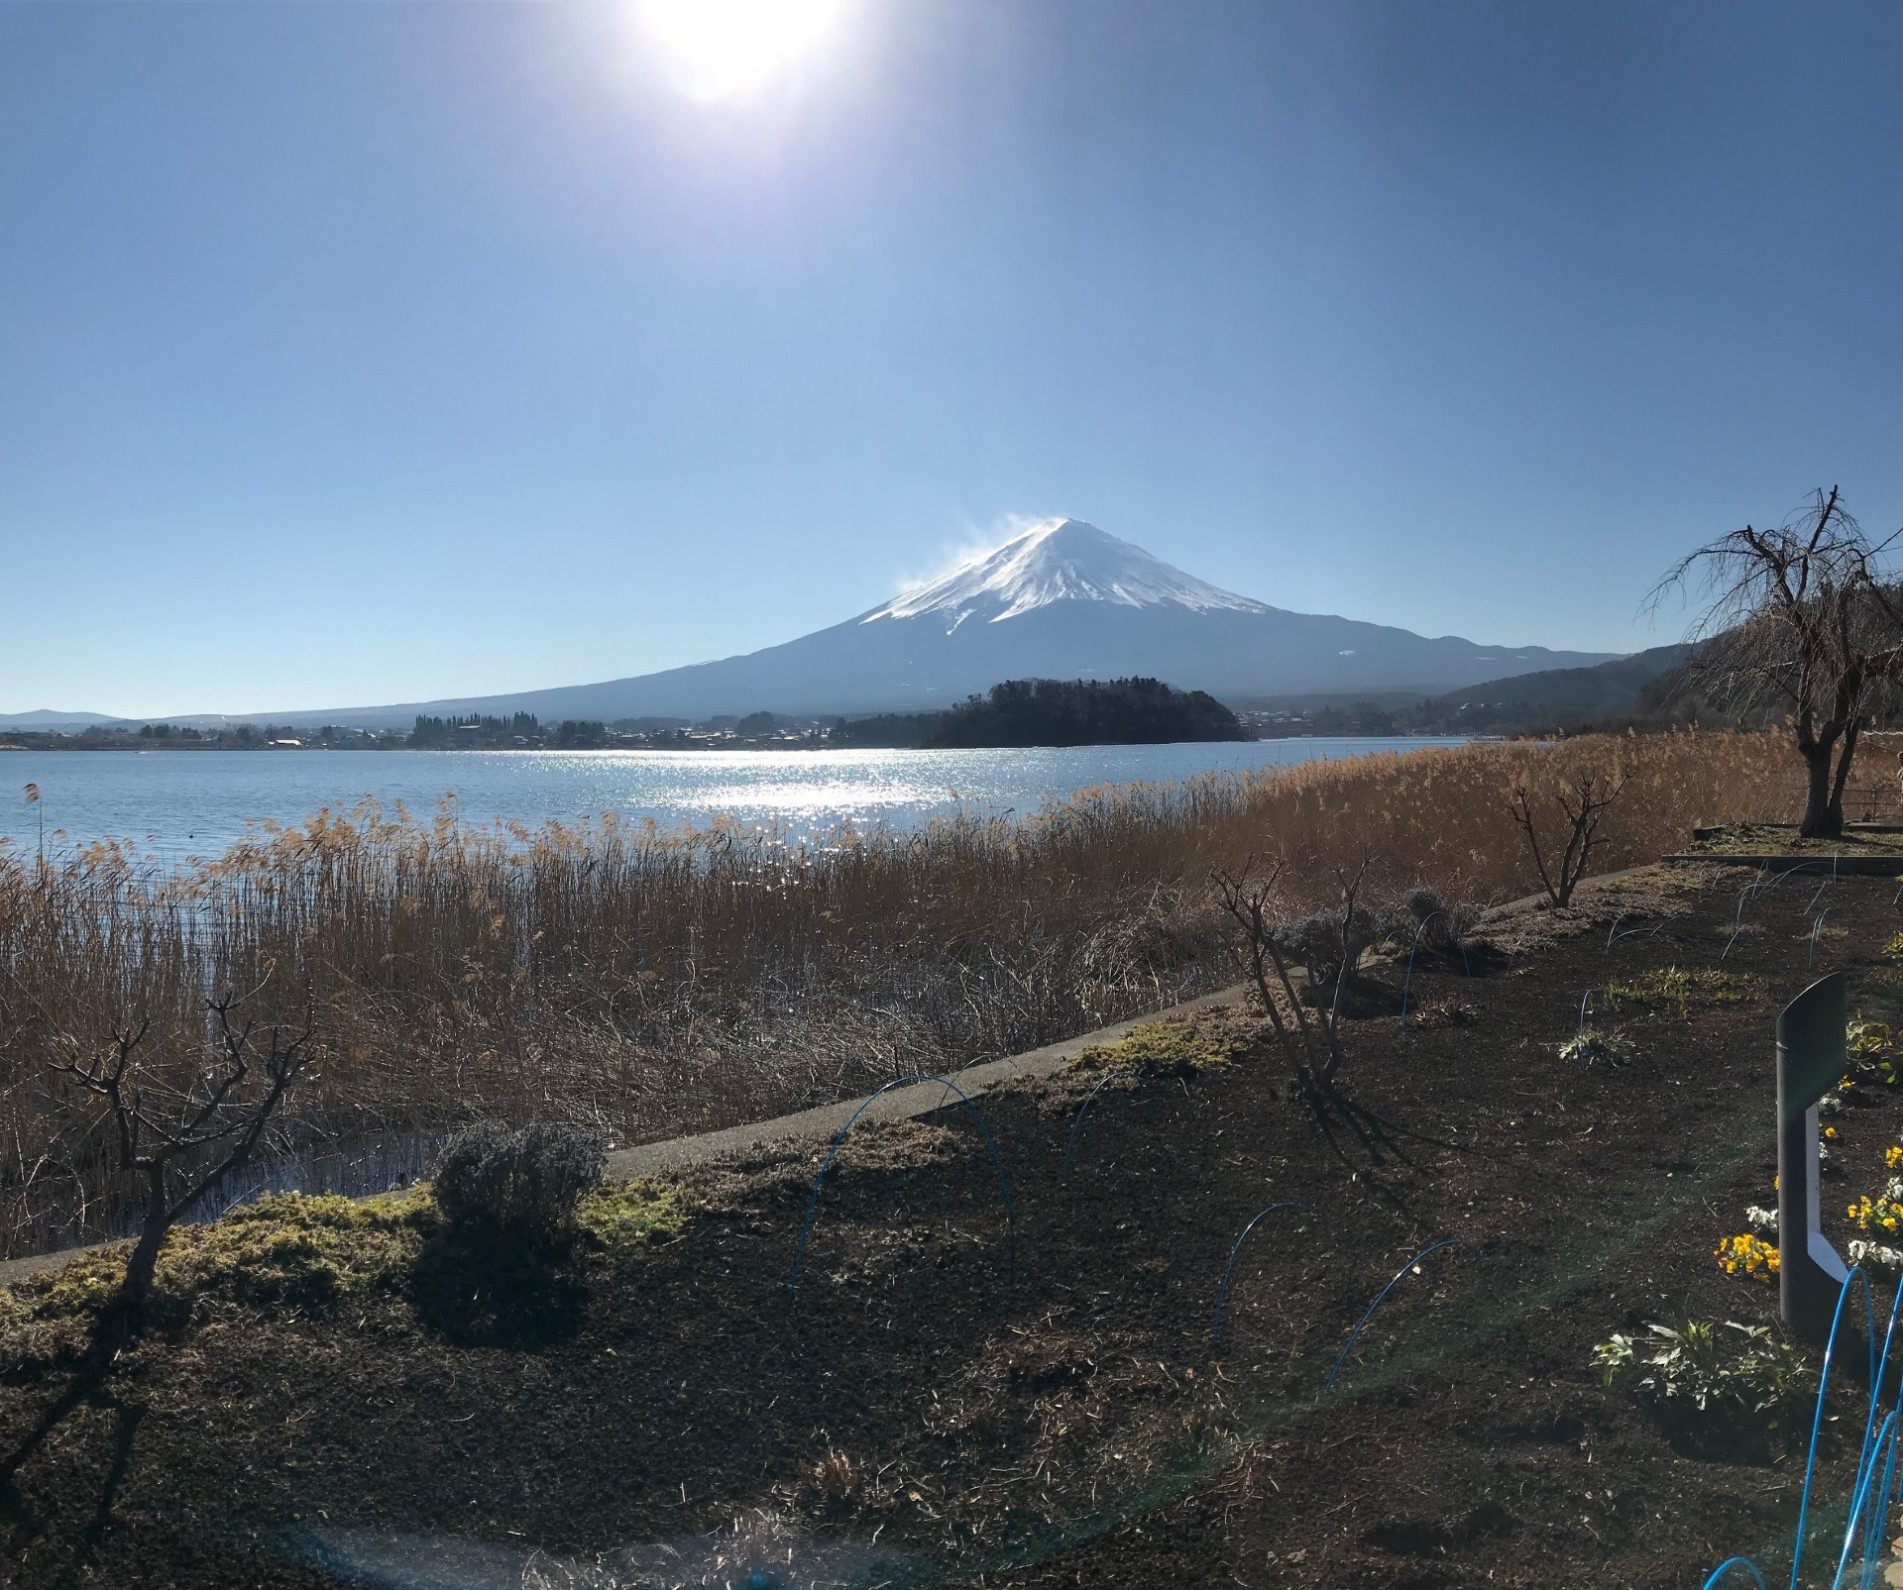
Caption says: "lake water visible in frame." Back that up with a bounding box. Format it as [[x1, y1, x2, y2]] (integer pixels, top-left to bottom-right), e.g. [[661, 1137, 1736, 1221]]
[[0, 738, 1466, 866]]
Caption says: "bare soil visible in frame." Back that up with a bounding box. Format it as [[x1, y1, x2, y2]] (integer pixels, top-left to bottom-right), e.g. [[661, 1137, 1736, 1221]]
[[5, 863, 1903, 1588]]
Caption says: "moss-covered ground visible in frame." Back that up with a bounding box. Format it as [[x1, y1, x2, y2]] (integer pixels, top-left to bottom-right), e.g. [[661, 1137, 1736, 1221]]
[[1690, 822, 1903, 857]]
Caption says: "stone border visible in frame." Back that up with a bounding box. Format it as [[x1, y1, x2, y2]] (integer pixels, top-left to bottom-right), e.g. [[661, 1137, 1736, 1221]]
[[1662, 854, 1903, 877], [1692, 823, 1903, 840]]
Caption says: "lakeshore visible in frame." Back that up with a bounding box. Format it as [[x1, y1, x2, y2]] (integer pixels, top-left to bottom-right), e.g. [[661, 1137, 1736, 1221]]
[[0, 730, 1798, 1260]]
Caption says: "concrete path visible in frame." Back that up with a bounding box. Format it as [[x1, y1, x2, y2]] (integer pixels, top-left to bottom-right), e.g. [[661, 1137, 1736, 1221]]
[[0, 1240, 114, 1292], [600, 981, 1246, 1183]]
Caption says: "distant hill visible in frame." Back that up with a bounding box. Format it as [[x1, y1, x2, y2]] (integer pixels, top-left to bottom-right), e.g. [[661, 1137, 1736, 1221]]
[[0, 709, 134, 732], [1430, 644, 1692, 714], [1239, 645, 1693, 739], [922, 677, 1245, 749]]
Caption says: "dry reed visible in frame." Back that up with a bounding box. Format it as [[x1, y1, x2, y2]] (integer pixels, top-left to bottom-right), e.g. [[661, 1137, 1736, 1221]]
[[0, 731, 1818, 1254]]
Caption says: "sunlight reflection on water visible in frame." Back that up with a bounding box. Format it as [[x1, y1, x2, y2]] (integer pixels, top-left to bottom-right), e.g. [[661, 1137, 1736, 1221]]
[[0, 739, 1466, 865]]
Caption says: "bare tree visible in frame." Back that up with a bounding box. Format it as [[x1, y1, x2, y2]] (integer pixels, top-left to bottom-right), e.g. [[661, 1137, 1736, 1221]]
[[1509, 772, 1624, 908], [51, 994, 315, 1326], [1212, 858, 1371, 1097], [1653, 487, 1903, 838]]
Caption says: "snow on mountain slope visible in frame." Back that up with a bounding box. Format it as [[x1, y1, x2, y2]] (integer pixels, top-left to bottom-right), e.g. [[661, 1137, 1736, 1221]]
[[861, 519, 1272, 629]]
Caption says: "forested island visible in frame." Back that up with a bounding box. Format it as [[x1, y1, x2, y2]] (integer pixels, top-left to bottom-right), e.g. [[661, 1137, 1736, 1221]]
[[850, 676, 1247, 749]]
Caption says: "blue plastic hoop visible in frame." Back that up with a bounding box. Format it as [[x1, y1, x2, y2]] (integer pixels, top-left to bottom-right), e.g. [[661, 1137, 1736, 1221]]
[[1323, 1238, 1460, 1392], [786, 1072, 1014, 1301]]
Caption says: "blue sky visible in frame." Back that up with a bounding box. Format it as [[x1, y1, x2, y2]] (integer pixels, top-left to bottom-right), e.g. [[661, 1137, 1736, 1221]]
[[2, 1, 1899, 717]]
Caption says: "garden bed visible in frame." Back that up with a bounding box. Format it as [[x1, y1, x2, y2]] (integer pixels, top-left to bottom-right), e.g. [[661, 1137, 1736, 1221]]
[[1687, 821, 1903, 858], [5, 863, 1903, 1587], [1668, 823, 1903, 875]]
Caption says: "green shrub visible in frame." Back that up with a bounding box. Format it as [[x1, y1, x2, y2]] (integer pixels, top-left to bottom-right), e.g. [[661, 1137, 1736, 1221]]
[[1848, 1017, 1899, 1086], [1604, 965, 1751, 1018], [1558, 1026, 1635, 1067], [1069, 1018, 1238, 1077], [1593, 1320, 1813, 1460]]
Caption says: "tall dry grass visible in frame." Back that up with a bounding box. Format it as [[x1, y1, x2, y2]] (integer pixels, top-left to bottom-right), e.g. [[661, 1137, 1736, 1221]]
[[0, 731, 1809, 1253]]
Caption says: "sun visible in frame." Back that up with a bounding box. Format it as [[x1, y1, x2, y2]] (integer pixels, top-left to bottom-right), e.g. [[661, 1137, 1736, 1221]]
[[636, 0, 853, 102]]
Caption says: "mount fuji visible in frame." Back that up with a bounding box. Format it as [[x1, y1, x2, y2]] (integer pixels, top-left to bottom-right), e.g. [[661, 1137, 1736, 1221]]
[[258, 519, 1619, 726]]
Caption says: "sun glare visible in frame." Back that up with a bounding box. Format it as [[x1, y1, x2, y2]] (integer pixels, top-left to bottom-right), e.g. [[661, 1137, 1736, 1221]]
[[636, 0, 852, 102]]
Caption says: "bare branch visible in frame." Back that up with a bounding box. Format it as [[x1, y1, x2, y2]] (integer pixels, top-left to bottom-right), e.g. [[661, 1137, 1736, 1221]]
[[45, 991, 317, 1329], [1509, 773, 1624, 908]]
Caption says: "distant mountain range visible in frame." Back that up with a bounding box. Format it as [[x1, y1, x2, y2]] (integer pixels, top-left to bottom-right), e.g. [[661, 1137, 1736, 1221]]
[[4, 520, 1628, 729], [0, 709, 127, 730], [1426, 644, 1694, 714]]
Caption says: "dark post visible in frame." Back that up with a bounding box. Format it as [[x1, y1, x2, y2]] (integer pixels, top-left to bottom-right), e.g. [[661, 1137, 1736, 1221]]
[[1778, 972, 1850, 1343]]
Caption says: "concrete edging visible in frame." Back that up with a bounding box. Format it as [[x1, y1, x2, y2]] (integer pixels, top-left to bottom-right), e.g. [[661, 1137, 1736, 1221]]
[[1662, 854, 1903, 877], [600, 981, 1249, 1183], [1692, 823, 1903, 840]]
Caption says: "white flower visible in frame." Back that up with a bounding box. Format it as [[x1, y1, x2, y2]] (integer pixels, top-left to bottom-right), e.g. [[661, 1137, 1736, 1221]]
[[1848, 1239, 1903, 1276]]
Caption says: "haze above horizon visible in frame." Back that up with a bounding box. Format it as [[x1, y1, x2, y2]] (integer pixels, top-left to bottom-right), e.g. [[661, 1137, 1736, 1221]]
[[3, 2, 1899, 718]]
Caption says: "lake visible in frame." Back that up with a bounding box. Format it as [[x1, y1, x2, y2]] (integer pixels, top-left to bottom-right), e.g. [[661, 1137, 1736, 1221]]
[[0, 738, 1467, 865]]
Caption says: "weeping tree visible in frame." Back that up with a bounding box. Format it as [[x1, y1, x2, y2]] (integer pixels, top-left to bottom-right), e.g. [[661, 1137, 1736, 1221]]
[[1654, 487, 1903, 838]]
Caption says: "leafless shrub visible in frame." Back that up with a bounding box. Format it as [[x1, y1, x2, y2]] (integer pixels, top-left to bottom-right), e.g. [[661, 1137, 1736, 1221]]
[[433, 1120, 605, 1251], [1403, 886, 1481, 954], [1411, 996, 1479, 1029], [803, 1448, 863, 1515], [1212, 859, 1352, 1093], [1271, 893, 1403, 994], [1510, 772, 1625, 908]]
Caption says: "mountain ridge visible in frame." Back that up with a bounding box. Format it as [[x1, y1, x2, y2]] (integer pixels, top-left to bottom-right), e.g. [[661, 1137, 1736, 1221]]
[[4, 520, 1622, 728]]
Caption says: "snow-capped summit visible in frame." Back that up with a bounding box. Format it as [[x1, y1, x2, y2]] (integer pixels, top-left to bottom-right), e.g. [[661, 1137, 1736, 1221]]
[[862, 518, 1272, 631]]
